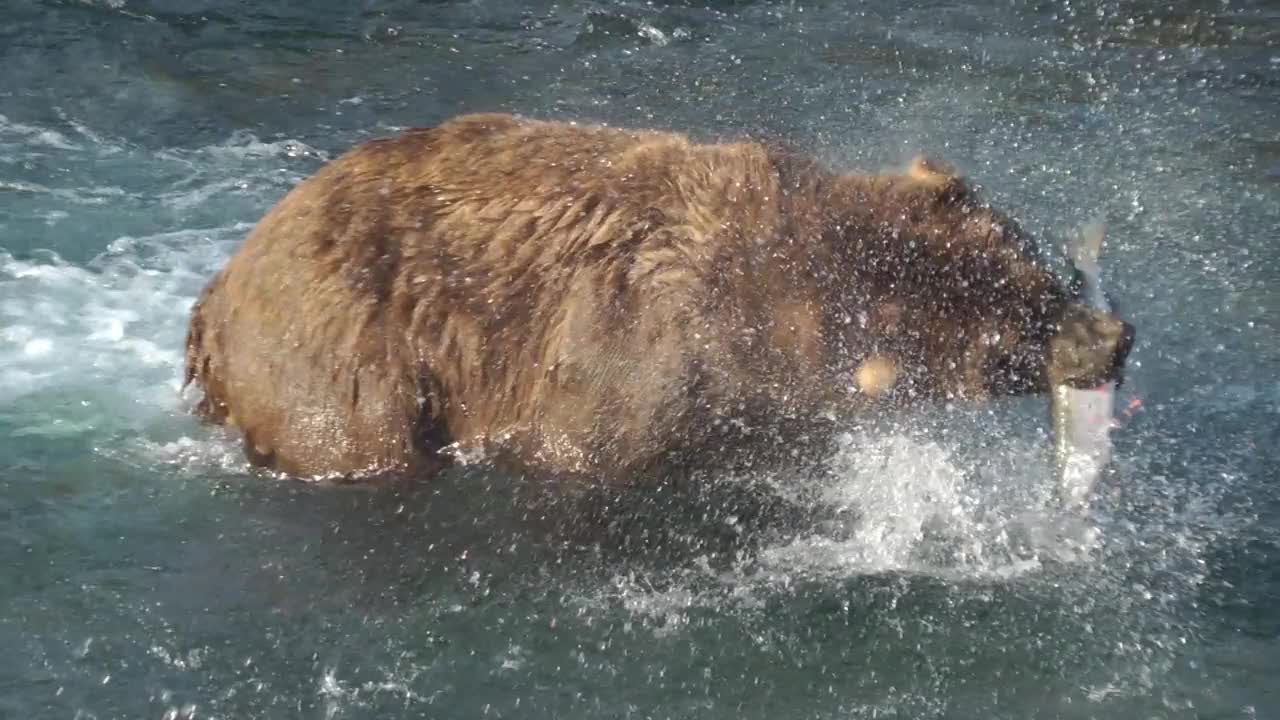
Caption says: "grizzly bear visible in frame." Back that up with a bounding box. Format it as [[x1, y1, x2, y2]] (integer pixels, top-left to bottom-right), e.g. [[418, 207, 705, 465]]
[[182, 112, 1133, 483]]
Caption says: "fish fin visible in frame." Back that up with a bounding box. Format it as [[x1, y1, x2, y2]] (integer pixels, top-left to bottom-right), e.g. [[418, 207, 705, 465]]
[[1072, 220, 1106, 272]]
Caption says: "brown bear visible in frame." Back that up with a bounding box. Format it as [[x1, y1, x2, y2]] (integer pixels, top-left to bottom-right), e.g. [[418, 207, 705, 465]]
[[182, 112, 1133, 483]]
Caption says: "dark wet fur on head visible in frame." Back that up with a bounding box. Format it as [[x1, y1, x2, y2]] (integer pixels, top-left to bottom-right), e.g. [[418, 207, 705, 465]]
[[184, 113, 1132, 483]]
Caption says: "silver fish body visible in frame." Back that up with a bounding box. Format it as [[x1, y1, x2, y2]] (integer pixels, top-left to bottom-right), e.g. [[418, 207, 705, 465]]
[[1051, 223, 1117, 511]]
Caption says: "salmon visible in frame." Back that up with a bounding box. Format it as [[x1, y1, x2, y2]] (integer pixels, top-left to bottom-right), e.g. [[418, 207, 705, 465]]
[[1051, 222, 1117, 511]]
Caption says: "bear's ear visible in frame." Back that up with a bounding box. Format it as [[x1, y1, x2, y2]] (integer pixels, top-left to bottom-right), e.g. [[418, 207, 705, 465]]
[[906, 155, 970, 205]]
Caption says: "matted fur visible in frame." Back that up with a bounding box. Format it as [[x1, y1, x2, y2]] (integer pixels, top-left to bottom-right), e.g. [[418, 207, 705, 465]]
[[183, 113, 1130, 481]]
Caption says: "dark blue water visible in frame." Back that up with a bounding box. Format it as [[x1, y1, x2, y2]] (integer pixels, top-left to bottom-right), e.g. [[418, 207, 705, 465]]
[[2, 1, 1278, 717]]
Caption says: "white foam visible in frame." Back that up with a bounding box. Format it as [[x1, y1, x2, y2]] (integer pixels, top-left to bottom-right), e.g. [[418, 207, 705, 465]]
[[0, 180, 127, 206], [0, 113, 81, 151], [22, 337, 53, 357], [316, 663, 429, 717], [0, 119, 347, 477], [157, 131, 330, 165], [107, 434, 251, 476], [0, 217, 263, 474], [0, 224, 247, 419], [637, 23, 670, 46]]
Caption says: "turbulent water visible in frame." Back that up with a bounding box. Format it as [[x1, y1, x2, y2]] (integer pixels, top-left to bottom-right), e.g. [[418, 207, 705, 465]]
[[2, 0, 1278, 717]]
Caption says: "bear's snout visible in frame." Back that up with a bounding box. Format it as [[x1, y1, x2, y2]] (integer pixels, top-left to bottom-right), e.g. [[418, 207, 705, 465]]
[[1047, 304, 1135, 389]]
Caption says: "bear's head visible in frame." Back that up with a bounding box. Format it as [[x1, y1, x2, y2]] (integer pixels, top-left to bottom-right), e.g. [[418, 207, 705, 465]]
[[822, 156, 1134, 405]]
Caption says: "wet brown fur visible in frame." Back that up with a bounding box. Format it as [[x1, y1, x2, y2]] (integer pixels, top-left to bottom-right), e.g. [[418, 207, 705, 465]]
[[183, 113, 1127, 482]]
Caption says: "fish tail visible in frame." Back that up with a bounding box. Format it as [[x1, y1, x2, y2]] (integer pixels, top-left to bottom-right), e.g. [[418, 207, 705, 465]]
[[1072, 219, 1106, 272]]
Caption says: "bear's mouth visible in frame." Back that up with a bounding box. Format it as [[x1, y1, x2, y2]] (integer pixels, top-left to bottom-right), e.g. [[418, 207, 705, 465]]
[[977, 314, 1134, 399], [1047, 304, 1135, 390]]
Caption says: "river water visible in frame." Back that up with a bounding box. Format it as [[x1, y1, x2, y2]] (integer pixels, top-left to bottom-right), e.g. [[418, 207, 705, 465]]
[[2, 0, 1277, 717]]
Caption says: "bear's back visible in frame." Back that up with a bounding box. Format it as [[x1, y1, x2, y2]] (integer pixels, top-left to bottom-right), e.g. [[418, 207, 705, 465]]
[[184, 114, 819, 479]]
